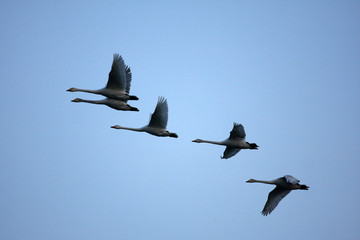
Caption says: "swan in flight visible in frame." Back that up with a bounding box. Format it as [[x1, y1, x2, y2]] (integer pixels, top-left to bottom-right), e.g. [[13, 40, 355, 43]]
[[192, 123, 258, 159], [246, 175, 309, 216], [67, 54, 138, 101], [111, 96, 178, 138], [71, 98, 139, 111]]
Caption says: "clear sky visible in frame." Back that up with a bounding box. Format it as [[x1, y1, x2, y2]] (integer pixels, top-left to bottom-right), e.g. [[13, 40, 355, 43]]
[[1, 1, 360, 239]]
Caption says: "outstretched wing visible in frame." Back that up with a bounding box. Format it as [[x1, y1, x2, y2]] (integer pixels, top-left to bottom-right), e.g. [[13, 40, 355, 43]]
[[262, 187, 291, 216], [228, 123, 246, 140], [284, 175, 300, 185], [125, 66, 132, 94], [106, 54, 126, 91], [148, 97, 168, 129], [221, 147, 241, 159]]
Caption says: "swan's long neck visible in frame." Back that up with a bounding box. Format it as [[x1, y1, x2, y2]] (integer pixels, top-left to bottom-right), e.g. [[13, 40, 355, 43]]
[[196, 139, 226, 146], [250, 179, 276, 185], [77, 99, 104, 104], [72, 88, 100, 94], [114, 126, 145, 132]]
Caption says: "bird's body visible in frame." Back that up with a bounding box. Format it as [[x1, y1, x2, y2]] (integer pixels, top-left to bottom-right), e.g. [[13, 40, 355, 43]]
[[192, 123, 258, 159], [67, 54, 138, 101], [246, 175, 309, 216], [111, 97, 178, 138], [71, 98, 139, 111]]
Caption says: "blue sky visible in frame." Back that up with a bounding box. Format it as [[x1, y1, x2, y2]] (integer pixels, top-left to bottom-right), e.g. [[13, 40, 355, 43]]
[[1, 1, 360, 239]]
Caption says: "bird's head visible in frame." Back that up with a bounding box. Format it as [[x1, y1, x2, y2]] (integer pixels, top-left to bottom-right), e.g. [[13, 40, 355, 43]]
[[111, 125, 121, 129], [246, 179, 256, 183], [71, 98, 81, 102], [67, 88, 75, 92], [192, 139, 202, 143]]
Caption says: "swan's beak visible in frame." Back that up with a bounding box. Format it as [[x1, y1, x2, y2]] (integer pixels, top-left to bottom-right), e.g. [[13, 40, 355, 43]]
[[110, 125, 116, 128]]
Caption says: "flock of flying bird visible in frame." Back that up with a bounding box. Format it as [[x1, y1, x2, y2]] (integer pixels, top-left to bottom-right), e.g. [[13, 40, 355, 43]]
[[67, 53, 309, 216]]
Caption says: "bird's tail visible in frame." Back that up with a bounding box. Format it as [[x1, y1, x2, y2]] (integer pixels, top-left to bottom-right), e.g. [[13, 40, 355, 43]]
[[169, 132, 178, 138], [249, 143, 259, 149]]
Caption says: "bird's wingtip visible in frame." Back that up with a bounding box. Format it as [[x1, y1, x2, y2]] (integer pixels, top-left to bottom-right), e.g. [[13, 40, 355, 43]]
[[129, 95, 139, 100], [261, 211, 269, 216], [130, 107, 139, 112]]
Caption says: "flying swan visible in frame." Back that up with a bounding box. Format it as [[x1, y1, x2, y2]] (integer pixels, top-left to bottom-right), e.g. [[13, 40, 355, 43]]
[[192, 123, 258, 159], [111, 96, 178, 138], [67, 54, 138, 101], [246, 175, 309, 216], [71, 98, 139, 111]]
